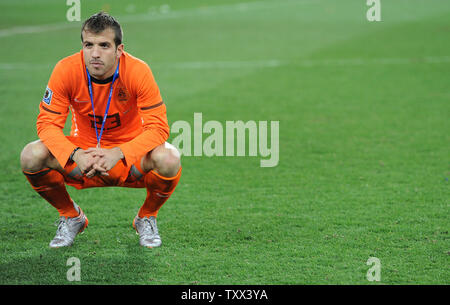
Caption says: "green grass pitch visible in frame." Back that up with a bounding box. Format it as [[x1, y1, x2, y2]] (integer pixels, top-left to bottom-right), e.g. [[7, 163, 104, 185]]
[[0, 0, 448, 285]]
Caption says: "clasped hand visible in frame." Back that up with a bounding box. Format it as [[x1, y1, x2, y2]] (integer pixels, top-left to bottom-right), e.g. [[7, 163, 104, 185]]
[[72, 147, 124, 178]]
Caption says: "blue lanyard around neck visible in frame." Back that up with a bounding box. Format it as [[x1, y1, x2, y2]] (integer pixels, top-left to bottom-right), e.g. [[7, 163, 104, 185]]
[[86, 60, 120, 147]]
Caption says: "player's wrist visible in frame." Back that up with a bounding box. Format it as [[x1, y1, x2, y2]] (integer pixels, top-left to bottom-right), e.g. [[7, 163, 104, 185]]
[[70, 147, 82, 162], [113, 147, 124, 159]]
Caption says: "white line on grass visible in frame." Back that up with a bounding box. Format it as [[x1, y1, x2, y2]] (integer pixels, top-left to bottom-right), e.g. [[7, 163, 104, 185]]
[[161, 59, 284, 69], [0, 63, 53, 70], [1, 56, 449, 71], [155, 56, 450, 69]]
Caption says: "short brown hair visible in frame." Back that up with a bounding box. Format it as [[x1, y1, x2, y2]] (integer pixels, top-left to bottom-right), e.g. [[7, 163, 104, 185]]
[[81, 12, 122, 47]]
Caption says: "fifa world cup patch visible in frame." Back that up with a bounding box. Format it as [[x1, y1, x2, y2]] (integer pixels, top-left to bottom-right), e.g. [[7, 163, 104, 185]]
[[42, 86, 53, 105]]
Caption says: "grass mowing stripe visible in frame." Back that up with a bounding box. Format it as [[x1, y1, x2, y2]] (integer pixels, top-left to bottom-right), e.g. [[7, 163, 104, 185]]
[[0, 0, 312, 38]]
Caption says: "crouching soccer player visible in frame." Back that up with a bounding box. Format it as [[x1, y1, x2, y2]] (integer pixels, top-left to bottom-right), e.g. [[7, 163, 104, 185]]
[[20, 12, 181, 248]]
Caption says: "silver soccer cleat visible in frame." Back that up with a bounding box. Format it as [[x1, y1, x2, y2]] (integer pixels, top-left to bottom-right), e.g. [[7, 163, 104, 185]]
[[133, 216, 162, 248], [49, 203, 88, 248]]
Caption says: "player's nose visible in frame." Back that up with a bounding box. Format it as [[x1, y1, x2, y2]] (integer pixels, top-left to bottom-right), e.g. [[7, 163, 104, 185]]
[[91, 45, 101, 58]]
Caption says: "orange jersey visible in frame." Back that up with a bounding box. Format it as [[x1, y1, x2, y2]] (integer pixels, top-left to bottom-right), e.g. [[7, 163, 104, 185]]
[[37, 50, 169, 168]]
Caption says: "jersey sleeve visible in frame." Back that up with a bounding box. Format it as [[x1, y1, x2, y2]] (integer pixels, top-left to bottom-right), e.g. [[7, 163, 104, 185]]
[[36, 61, 77, 168], [118, 63, 169, 166]]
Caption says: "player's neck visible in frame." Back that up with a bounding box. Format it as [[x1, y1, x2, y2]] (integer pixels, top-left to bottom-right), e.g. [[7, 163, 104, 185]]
[[90, 60, 119, 84], [91, 74, 114, 84]]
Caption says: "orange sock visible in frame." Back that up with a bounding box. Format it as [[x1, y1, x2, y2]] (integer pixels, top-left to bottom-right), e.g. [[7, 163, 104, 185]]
[[23, 168, 79, 217], [138, 168, 182, 218]]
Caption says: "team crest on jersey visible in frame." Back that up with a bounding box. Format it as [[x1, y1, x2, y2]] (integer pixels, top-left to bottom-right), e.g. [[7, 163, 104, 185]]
[[42, 86, 53, 105], [117, 87, 129, 103]]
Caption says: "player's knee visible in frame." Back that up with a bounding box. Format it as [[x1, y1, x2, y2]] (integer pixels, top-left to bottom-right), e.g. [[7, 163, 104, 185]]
[[150, 143, 181, 177], [20, 140, 50, 172]]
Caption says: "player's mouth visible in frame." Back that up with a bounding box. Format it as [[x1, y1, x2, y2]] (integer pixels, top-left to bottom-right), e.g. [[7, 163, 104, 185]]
[[90, 61, 103, 68]]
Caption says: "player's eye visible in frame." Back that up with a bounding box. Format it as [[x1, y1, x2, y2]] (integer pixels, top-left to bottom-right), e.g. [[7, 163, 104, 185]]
[[84, 42, 93, 48], [100, 43, 110, 48]]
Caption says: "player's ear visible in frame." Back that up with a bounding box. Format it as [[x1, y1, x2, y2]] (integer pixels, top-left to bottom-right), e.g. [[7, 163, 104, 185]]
[[116, 43, 124, 58]]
